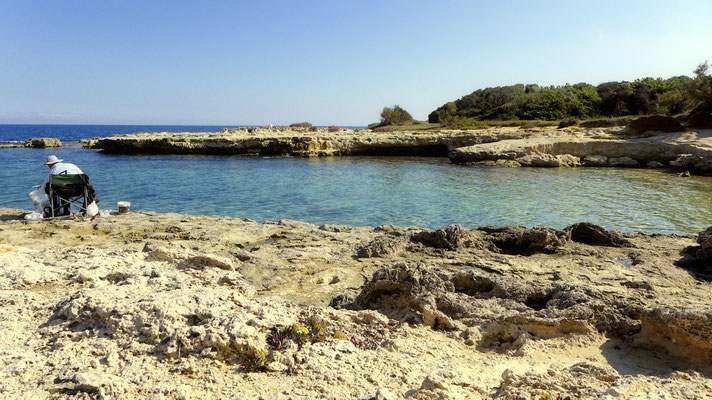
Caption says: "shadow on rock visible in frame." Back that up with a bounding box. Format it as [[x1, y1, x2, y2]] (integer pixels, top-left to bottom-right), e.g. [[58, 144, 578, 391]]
[[599, 339, 693, 377], [0, 208, 26, 221], [676, 226, 712, 282], [564, 222, 634, 247], [477, 225, 569, 255]]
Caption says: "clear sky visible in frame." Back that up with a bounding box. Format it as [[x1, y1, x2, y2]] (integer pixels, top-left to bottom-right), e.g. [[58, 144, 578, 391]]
[[1, 0, 711, 126]]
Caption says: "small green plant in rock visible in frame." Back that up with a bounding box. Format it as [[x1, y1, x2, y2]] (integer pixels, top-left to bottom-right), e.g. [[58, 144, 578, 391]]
[[242, 349, 266, 372], [332, 331, 347, 340], [267, 323, 309, 350], [306, 319, 326, 343]]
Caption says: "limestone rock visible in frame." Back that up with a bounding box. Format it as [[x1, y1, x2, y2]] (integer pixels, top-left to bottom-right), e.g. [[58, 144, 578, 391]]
[[361, 388, 396, 400], [85, 128, 524, 157], [183, 254, 235, 271], [85, 127, 712, 174], [142, 241, 236, 270], [583, 155, 608, 166], [464, 159, 522, 167], [516, 153, 561, 167], [410, 225, 484, 250], [1, 209, 711, 399], [347, 263, 454, 327], [670, 154, 695, 168], [608, 156, 639, 167], [635, 305, 712, 362], [494, 363, 619, 399], [646, 160, 665, 168], [556, 154, 581, 167], [696, 226, 712, 263], [670, 154, 712, 171], [357, 236, 408, 258], [565, 222, 633, 247], [24, 137, 62, 148], [515, 227, 570, 253], [478, 225, 568, 254]]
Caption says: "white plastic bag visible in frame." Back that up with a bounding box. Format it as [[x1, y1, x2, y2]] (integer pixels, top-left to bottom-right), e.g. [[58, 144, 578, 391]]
[[28, 186, 48, 215], [86, 201, 99, 217], [24, 212, 43, 221]]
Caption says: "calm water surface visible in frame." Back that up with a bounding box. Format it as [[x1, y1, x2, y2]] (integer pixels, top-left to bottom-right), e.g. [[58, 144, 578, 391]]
[[1, 147, 711, 235]]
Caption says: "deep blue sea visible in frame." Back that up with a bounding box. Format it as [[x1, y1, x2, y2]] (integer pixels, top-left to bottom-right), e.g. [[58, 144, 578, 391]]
[[0, 124, 234, 144], [1, 124, 711, 234]]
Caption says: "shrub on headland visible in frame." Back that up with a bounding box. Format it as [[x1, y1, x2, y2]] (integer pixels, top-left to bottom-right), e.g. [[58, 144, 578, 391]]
[[380, 105, 413, 126], [290, 122, 313, 128]]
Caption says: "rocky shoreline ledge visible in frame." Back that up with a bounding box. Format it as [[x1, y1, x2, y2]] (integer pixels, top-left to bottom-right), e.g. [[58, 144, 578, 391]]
[[81, 127, 528, 157], [80, 126, 712, 173], [1, 208, 710, 399]]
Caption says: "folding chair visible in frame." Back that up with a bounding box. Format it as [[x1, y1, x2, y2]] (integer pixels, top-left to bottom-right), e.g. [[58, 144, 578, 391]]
[[46, 174, 89, 218]]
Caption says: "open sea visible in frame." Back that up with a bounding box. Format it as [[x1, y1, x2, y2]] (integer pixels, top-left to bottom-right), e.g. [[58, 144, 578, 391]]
[[1, 124, 711, 235]]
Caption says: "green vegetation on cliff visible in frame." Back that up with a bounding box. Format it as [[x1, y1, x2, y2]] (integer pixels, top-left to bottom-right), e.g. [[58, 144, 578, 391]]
[[428, 62, 711, 126], [379, 105, 414, 126]]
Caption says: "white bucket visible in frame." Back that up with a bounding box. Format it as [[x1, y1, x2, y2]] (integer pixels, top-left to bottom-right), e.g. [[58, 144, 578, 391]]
[[117, 201, 131, 214]]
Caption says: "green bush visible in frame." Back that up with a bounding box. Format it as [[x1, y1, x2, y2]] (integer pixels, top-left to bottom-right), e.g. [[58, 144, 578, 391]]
[[557, 119, 578, 129], [380, 105, 414, 126], [290, 122, 313, 128], [242, 349, 266, 372], [656, 90, 689, 115], [328, 125, 340, 132]]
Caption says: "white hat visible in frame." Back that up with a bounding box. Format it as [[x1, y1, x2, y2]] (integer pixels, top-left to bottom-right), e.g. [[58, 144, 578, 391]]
[[45, 155, 63, 165]]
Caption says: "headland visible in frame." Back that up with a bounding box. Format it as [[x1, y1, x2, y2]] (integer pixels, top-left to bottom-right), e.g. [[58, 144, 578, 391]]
[[80, 125, 712, 174]]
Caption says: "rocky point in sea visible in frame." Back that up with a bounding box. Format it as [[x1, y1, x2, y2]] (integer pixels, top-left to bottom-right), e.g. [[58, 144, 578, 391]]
[[0, 208, 711, 399], [81, 124, 712, 174]]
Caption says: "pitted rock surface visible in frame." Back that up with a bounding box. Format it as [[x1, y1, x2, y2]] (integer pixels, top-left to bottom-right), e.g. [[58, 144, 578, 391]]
[[1, 208, 710, 399]]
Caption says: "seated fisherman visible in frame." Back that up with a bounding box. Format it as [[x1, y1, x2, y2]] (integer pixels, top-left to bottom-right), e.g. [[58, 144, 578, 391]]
[[41, 155, 99, 216]]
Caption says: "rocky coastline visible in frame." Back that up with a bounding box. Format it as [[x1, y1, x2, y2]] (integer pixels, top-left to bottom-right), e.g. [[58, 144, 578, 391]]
[[81, 127, 528, 157], [1, 208, 711, 399], [80, 126, 712, 173]]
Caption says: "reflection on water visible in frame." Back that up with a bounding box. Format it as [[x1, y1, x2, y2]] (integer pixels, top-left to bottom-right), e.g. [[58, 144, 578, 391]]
[[1, 148, 711, 235]]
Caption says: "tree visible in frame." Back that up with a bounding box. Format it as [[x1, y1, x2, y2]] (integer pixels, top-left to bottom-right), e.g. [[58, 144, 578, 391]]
[[597, 82, 633, 116], [692, 61, 712, 110], [380, 105, 414, 125], [656, 90, 689, 115]]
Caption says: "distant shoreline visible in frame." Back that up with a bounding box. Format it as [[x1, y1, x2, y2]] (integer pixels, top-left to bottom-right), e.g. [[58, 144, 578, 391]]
[[75, 125, 712, 175]]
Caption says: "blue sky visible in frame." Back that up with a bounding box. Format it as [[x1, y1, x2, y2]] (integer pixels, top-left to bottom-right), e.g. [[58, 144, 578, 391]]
[[1, 1, 710, 125]]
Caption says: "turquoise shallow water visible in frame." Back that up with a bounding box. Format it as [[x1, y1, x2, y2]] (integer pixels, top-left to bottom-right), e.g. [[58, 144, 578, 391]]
[[1, 147, 711, 235]]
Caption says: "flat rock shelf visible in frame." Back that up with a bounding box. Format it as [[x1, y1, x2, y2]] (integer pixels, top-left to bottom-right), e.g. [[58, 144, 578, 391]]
[[83, 126, 712, 173]]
